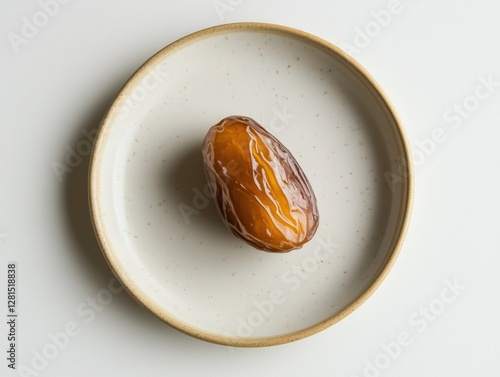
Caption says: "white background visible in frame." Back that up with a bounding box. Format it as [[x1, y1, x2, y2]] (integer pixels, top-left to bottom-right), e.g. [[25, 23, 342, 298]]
[[1, 0, 500, 376]]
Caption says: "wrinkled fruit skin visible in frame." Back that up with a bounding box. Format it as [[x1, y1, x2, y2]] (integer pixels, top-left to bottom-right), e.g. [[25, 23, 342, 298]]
[[202, 116, 319, 253]]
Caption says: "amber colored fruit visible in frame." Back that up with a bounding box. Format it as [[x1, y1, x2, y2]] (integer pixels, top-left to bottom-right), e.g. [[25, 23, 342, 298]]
[[202, 116, 319, 252]]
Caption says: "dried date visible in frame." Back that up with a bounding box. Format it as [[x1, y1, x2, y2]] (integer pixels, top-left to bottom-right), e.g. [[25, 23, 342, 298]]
[[202, 116, 319, 252]]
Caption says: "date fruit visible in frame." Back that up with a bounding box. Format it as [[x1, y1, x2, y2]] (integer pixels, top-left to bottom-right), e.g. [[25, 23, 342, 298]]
[[202, 116, 319, 252]]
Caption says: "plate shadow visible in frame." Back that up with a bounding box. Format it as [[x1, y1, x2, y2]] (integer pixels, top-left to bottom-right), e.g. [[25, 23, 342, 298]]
[[61, 87, 200, 346]]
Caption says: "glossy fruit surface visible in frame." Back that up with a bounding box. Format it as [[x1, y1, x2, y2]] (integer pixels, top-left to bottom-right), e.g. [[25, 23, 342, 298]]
[[202, 116, 319, 252]]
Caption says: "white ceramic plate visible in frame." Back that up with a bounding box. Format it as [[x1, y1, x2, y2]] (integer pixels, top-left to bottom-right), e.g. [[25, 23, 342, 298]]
[[89, 23, 413, 347]]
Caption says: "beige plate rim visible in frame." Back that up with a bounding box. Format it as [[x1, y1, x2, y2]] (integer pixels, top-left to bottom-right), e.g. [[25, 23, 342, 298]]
[[88, 22, 414, 347]]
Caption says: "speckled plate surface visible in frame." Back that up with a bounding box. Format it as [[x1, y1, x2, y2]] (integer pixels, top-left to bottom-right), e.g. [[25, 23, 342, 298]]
[[89, 22, 413, 347]]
